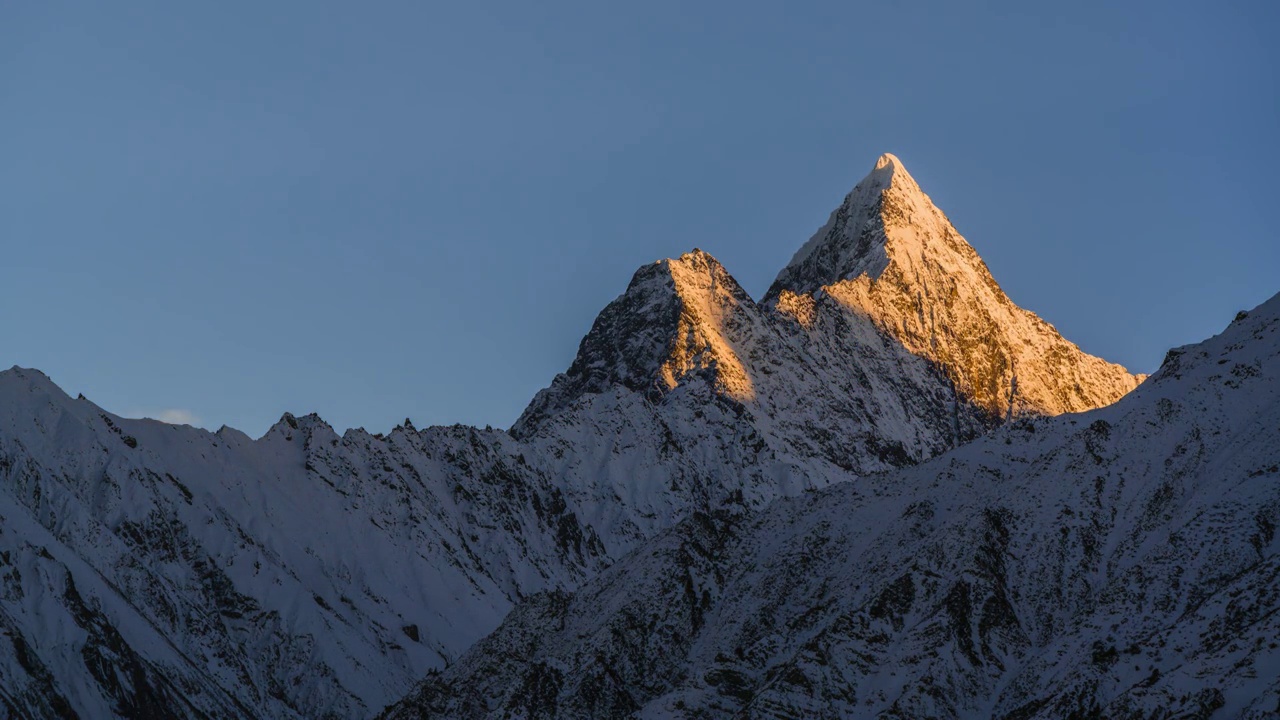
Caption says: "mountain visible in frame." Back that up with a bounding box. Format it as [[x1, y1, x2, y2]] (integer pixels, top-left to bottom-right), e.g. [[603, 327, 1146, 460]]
[[509, 247, 980, 554], [0, 153, 1150, 718], [382, 294, 1280, 720], [0, 375, 608, 718], [767, 153, 1142, 417], [511, 155, 1141, 552]]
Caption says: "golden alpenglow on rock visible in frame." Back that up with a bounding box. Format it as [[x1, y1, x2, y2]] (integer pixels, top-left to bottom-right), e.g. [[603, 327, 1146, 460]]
[[766, 153, 1145, 418]]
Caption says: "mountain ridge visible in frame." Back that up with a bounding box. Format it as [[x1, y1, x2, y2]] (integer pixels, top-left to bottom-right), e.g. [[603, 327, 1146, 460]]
[[382, 291, 1280, 720], [515, 154, 1142, 452], [0, 153, 1167, 719]]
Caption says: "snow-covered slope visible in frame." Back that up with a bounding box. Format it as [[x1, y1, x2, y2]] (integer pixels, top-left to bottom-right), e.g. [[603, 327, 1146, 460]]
[[0, 153, 1149, 718], [383, 294, 1280, 719], [0, 373, 607, 718]]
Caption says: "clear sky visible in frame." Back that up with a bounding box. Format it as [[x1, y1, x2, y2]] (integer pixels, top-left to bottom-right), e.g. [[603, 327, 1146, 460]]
[[3, 1, 1276, 437]]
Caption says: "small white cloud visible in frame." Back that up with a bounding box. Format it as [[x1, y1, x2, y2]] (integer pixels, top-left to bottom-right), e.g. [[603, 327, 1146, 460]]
[[151, 409, 201, 426]]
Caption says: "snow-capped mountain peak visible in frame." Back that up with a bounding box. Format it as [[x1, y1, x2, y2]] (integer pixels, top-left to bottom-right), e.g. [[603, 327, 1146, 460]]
[[867, 151, 919, 193], [766, 152, 922, 297], [768, 152, 1143, 418], [512, 248, 756, 439]]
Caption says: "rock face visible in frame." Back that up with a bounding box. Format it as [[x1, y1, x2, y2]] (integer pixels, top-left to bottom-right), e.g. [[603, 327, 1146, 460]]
[[767, 153, 1144, 417], [382, 293, 1280, 720], [0, 154, 1153, 718]]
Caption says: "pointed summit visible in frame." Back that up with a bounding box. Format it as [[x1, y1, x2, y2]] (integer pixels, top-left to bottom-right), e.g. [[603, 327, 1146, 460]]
[[765, 152, 929, 301], [511, 249, 758, 438], [874, 152, 900, 169], [868, 152, 911, 183], [766, 152, 1143, 417]]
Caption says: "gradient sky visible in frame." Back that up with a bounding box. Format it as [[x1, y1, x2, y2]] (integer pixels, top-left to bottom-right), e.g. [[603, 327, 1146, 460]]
[[3, 1, 1277, 437]]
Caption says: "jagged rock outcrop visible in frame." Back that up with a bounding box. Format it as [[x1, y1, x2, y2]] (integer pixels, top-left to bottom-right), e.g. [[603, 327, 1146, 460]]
[[383, 294, 1280, 720], [514, 250, 759, 430]]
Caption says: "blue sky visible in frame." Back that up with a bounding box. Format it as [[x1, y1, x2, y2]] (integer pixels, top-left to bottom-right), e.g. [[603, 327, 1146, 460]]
[[3, 1, 1276, 436]]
